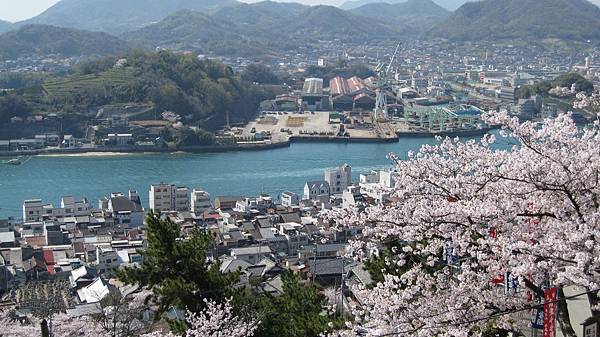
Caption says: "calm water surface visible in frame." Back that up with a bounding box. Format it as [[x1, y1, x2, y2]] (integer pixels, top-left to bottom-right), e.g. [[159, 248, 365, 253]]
[[0, 132, 508, 218]]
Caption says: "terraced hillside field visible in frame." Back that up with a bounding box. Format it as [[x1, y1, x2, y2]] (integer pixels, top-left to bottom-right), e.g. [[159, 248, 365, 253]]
[[42, 68, 136, 98]]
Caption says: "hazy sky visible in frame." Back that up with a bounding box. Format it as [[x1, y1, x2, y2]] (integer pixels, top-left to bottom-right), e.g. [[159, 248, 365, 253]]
[[0, 0, 61, 22], [242, 0, 343, 5], [0, 0, 344, 22]]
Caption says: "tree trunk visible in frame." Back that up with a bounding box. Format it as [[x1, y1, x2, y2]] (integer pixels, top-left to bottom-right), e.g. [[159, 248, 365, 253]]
[[556, 287, 577, 337], [41, 319, 50, 337], [587, 289, 599, 317]]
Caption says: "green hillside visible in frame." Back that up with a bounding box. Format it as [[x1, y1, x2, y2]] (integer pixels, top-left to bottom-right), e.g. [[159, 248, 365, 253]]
[[14, 51, 268, 130], [350, 0, 450, 35], [0, 25, 130, 61], [126, 3, 397, 56], [123, 10, 268, 57], [288, 5, 395, 42], [19, 0, 239, 35], [428, 0, 600, 41], [43, 68, 136, 98]]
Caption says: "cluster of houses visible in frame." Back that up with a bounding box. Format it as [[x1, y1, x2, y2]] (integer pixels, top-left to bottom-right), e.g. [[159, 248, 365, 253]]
[[0, 134, 77, 152], [0, 164, 398, 319]]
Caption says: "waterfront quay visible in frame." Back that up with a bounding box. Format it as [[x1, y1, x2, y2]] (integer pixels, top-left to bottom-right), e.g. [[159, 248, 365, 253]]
[[238, 111, 399, 143]]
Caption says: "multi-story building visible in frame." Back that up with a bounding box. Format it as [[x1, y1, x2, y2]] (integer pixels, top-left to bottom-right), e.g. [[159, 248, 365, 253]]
[[517, 95, 542, 118], [102, 191, 144, 228], [498, 86, 516, 103], [60, 196, 92, 217], [191, 189, 212, 214], [23, 199, 43, 222], [149, 184, 190, 213], [280, 191, 299, 207], [278, 222, 309, 256], [173, 186, 190, 212], [325, 164, 352, 195], [24, 196, 92, 223]]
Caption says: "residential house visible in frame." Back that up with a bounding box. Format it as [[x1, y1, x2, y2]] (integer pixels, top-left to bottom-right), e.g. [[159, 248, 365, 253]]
[[280, 191, 299, 207], [303, 181, 330, 201], [230, 246, 272, 264], [106, 194, 144, 228]]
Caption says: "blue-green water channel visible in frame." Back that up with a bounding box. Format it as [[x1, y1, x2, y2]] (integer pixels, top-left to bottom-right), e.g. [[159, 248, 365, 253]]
[[0, 131, 509, 218]]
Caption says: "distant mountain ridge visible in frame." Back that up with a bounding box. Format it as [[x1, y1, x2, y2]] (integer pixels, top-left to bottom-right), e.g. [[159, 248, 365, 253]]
[[123, 9, 267, 57], [350, 0, 449, 35], [341, 0, 471, 11], [341, 0, 405, 10], [125, 3, 398, 56], [18, 0, 239, 34], [0, 25, 131, 61], [0, 20, 12, 34], [428, 0, 600, 41]]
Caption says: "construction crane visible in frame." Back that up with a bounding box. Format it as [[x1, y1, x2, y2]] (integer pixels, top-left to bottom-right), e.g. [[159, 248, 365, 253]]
[[373, 43, 401, 121]]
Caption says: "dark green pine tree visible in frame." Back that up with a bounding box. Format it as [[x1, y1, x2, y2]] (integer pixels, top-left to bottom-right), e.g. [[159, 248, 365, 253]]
[[237, 272, 345, 337], [119, 212, 238, 317]]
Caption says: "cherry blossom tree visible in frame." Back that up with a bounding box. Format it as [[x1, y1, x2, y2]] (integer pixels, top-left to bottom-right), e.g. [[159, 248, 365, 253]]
[[548, 84, 576, 98], [0, 312, 105, 337], [326, 112, 600, 337], [575, 91, 600, 113], [0, 289, 152, 337], [141, 298, 258, 337]]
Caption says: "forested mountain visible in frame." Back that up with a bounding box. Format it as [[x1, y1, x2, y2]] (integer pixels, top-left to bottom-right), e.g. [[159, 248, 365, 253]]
[[289, 6, 395, 41], [125, 3, 396, 56], [341, 0, 470, 11], [350, 0, 449, 35], [0, 25, 131, 61], [18, 0, 239, 35], [0, 51, 268, 131], [428, 0, 600, 41], [250, 0, 309, 15], [0, 20, 13, 34], [341, 0, 405, 10], [432, 0, 472, 10], [123, 10, 269, 57]]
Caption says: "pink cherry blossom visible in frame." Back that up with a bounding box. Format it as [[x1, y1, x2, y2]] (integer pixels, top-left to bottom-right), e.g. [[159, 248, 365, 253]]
[[325, 111, 600, 337], [141, 298, 258, 337]]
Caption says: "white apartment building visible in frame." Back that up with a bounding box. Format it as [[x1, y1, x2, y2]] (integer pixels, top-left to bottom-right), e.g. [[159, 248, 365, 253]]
[[325, 164, 352, 194], [358, 169, 397, 203], [149, 184, 190, 213], [61, 196, 92, 216], [191, 189, 212, 214], [23, 196, 92, 222], [281, 191, 299, 207], [23, 199, 43, 222]]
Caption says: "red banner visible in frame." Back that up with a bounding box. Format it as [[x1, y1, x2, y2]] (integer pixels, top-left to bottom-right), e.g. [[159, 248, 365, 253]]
[[543, 288, 558, 337]]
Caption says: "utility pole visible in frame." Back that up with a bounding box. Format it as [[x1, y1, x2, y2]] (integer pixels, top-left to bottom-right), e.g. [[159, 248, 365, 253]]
[[340, 256, 345, 317], [312, 243, 318, 283]]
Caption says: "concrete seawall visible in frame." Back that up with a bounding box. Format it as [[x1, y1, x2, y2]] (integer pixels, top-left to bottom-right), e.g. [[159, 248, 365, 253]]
[[0, 141, 292, 157], [396, 127, 496, 138], [289, 135, 399, 143], [0, 135, 401, 157], [0, 127, 494, 157]]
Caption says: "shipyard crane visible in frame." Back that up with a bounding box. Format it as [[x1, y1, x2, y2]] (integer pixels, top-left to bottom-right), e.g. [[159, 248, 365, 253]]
[[373, 43, 401, 121]]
